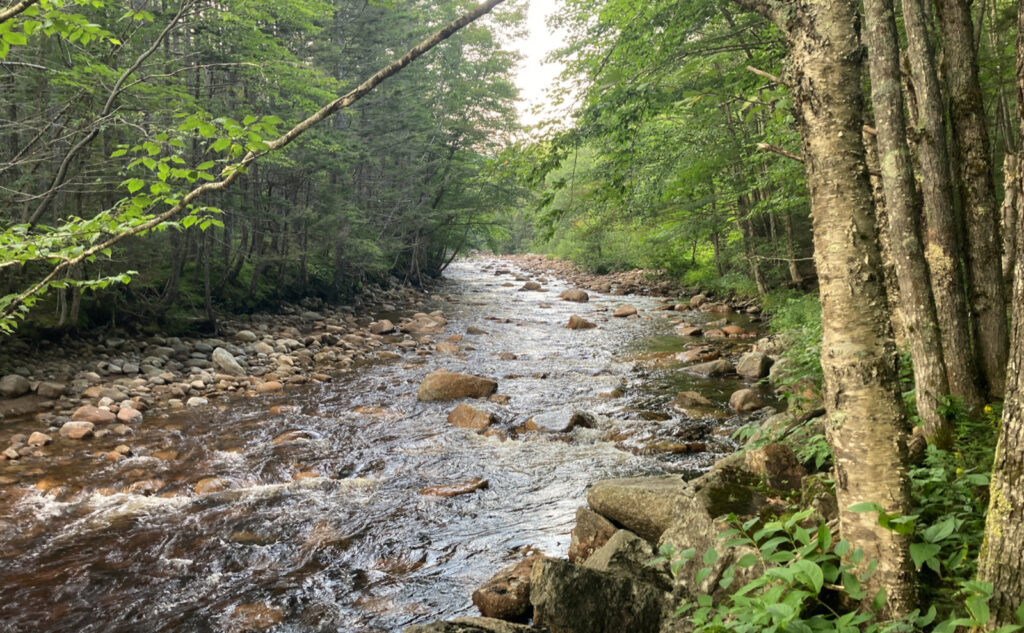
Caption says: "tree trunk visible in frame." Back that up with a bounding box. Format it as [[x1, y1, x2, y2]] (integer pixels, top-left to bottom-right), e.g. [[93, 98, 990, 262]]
[[782, 211, 802, 284], [903, 0, 984, 410], [935, 0, 1009, 398], [978, 5, 1024, 621], [864, 0, 953, 447], [734, 0, 917, 615], [1002, 153, 1020, 288]]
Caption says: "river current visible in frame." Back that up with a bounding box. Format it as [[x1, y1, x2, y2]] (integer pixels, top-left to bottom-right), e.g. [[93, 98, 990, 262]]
[[0, 257, 772, 632]]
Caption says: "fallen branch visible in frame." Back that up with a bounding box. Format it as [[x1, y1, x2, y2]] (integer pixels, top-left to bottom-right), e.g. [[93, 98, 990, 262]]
[[1, 0, 508, 326]]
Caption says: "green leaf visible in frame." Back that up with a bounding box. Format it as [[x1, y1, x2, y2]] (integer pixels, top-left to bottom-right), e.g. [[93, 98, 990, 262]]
[[908, 543, 941, 570], [793, 559, 824, 594], [872, 588, 887, 613], [703, 547, 718, 566], [848, 502, 884, 514], [125, 179, 145, 194], [966, 594, 990, 625], [2, 31, 28, 45]]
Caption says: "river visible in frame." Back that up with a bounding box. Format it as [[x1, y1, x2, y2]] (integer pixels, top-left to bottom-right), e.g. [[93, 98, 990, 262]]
[[0, 257, 773, 633]]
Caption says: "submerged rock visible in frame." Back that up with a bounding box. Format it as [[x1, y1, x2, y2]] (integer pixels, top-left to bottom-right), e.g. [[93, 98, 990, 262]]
[[566, 315, 596, 330], [447, 403, 498, 430], [419, 478, 489, 498], [472, 555, 547, 621]]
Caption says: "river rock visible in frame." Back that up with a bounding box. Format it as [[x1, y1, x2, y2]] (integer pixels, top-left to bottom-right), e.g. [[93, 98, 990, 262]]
[[369, 319, 396, 335], [677, 346, 719, 363], [519, 281, 543, 291], [405, 619, 540, 633], [235, 330, 259, 343], [675, 325, 702, 337], [418, 371, 497, 401], [736, 351, 773, 379], [116, 407, 143, 424], [0, 374, 31, 398], [559, 289, 589, 302], [194, 477, 228, 495], [566, 315, 596, 330], [436, 342, 460, 354], [745, 443, 807, 492], [36, 381, 66, 399], [72, 405, 116, 424], [212, 347, 246, 377], [686, 359, 734, 377], [448, 403, 498, 430], [230, 603, 283, 631], [466, 326, 488, 335], [257, 381, 283, 393], [729, 388, 764, 413], [569, 506, 618, 563], [254, 342, 275, 355], [472, 555, 546, 621], [27, 432, 52, 447], [403, 314, 446, 335], [587, 475, 689, 543], [419, 478, 489, 498], [689, 294, 707, 309], [529, 559, 664, 633], [671, 391, 712, 410], [583, 529, 672, 591], [722, 324, 746, 336], [59, 421, 95, 439], [186, 396, 208, 408], [612, 305, 637, 318], [525, 410, 596, 433]]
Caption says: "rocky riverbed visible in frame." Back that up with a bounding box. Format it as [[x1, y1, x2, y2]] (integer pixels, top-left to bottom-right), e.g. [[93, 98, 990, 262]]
[[0, 254, 796, 632]]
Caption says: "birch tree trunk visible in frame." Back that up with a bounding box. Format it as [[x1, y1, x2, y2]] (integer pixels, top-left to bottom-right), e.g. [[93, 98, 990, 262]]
[[733, 0, 916, 615]]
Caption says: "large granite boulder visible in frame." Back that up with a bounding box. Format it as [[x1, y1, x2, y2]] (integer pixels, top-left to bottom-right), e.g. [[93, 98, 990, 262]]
[[529, 559, 665, 633], [586, 476, 690, 544]]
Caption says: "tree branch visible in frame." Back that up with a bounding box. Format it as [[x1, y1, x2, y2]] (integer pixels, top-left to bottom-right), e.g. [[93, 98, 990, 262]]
[[2, 0, 508, 325], [746, 65, 782, 84], [0, 0, 39, 25]]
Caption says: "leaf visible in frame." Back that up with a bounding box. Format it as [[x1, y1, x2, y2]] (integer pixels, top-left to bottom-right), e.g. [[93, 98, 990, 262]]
[[735, 553, 759, 568], [966, 594, 990, 625], [908, 543, 941, 570], [793, 559, 824, 594], [848, 502, 884, 514], [703, 547, 718, 566], [125, 179, 145, 193], [872, 588, 887, 613]]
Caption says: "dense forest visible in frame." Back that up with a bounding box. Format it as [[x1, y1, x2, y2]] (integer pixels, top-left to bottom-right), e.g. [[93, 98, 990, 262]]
[[6, 0, 1024, 631]]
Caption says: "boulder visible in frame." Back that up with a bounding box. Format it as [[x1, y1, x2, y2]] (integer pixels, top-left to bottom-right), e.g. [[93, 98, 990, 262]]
[[612, 305, 637, 318], [418, 371, 498, 401], [466, 326, 489, 336], [569, 506, 618, 563], [36, 381, 66, 399], [402, 314, 446, 335], [722, 324, 747, 336], [736, 352, 774, 380], [0, 375, 30, 398], [369, 319, 396, 335], [525, 410, 596, 433], [745, 443, 807, 492], [235, 330, 259, 343], [519, 282, 543, 291], [583, 529, 672, 591], [186, 396, 208, 408], [685, 359, 734, 377], [658, 460, 767, 599], [529, 559, 664, 633], [448, 403, 498, 430], [566, 315, 596, 330], [212, 347, 246, 377], [116, 407, 143, 424], [674, 325, 703, 337], [677, 346, 719, 363], [27, 432, 52, 447], [71, 405, 116, 424], [699, 302, 733, 314], [59, 421, 95, 439], [472, 555, 546, 620], [559, 289, 589, 303], [729, 388, 765, 413], [586, 475, 689, 544], [689, 294, 707, 309]]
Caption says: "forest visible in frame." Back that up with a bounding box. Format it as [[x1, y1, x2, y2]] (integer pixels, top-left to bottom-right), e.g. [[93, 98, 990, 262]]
[[4, 0, 1024, 631]]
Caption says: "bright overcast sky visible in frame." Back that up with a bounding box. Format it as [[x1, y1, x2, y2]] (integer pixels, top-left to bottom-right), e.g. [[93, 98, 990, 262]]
[[510, 0, 569, 127]]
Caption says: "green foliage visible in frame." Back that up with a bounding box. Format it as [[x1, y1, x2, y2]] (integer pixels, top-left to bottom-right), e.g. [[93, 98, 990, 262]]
[[658, 507, 1020, 633], [763, 290, 823, 404]]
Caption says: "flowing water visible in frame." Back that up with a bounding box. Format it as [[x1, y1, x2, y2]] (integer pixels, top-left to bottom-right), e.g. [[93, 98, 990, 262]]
[[0, 257, 775, 633]]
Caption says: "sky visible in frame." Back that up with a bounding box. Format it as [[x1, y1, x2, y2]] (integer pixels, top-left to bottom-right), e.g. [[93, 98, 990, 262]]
[[510, 0, 569, 127]]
